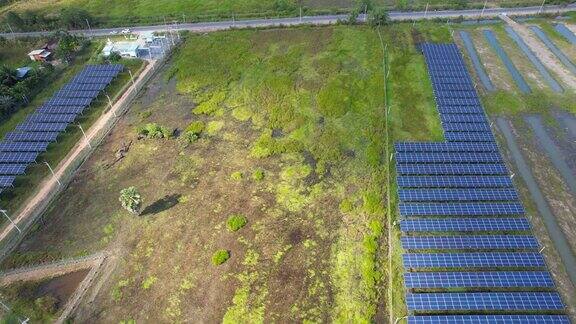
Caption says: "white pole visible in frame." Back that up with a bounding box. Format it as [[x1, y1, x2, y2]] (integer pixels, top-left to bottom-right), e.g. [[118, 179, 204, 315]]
[[394, 316, 409, 324], [7, 23, 15, 39], [85, 18, 92, 37], [128, 70, 135, 87], [77, 124, 91, 148], [481, 0, 488, 18], [299, 7, 302, 22], [539, 0, 546, 14], [44, 162, 61, 186], [0, 210, 21, 233], [424, 2, 429, 19]]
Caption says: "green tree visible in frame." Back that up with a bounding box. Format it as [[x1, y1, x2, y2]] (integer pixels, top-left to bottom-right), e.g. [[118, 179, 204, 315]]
[[55, 31, 81, 63], [59, 7, 92, 29], [356, 0, 373, 12], [0, 66, 17, 87], [119, 187, 142, 215], [368, 8, 389, 27], [108, 52, 122, 63], [5, 11, 25, 31]]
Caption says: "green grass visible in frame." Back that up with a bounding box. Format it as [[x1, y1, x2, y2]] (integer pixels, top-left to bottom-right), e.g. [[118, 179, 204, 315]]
[[212, 249, 230, 265], [0, 51, 143, 215], [226, 214, 248, 231], [0, 38, 47, 68]]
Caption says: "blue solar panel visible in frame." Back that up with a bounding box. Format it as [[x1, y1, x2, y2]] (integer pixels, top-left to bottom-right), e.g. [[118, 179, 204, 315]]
[[396, 152, 501, 164], [397, 164, 508, 175], [394, 143, 498, 153], [0, 142, 49, 152], [399, 202, 525, 216], [70, 76, 114, 85], [0, 175, 16, 187], [406, 292, 564, 311], [84, 64, 123, 72], [36, 106, 86, 115], [400, 218, 531, 232], [440, 114, 487, 123], [437, 106, 484, 114], [26, 113, 77, 124], [45, 97, 92, 107], [433, 83, 475, 91], [398, 188, 518, 202], [404, 271, 554, 289], [0, 164, 28, 175], [16, 123, 69, 133], [54, 89, 100, 99], [407, 315, 570, 324], [0, 152, 38, 163], [61, 83, 106, 92], [77, 70, 120, 78], [434, 90, 478, 99], [442, 122, 491, 132], [397, 176, 513, 188], [401, 235, 538, 250], [436, 98, 481, 106], [4, 132, 60, 142], [445, 132, 495, 142]]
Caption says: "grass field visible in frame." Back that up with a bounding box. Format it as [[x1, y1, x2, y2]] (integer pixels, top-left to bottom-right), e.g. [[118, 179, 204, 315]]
[[0, 25, 442, 322], [0, 0, 552, 28]]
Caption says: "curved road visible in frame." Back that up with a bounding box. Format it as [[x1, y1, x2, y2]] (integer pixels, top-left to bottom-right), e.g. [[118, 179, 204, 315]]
[[1, 3, 575, 38]]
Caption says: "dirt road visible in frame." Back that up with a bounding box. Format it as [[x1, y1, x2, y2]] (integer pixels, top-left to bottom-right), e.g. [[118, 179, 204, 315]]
[[0, 61, 157, 243]]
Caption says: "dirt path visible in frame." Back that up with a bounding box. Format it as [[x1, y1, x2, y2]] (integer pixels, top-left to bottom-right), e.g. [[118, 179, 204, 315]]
[[500, 15, 576, 90], [0, 61, 157, 243]]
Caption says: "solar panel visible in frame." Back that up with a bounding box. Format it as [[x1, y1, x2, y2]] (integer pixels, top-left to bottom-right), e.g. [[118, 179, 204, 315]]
[[70, 76, 114, 84], [36, 106, 86, 115], [0, 152, 38, 164], [397, 176, 513, 188], [84, 64, 123, 72], [442, 122, 491, 132], [433, 83, 475, 91], [434, 90, 478, 99], [436, 98, 481, 106], [401, 235, 538, 250], [396, 164, 508, 175], [0, 142, 49, 152], [77, 70, 120, 78], [431, 76, 473, 85], [45, 97, 92, 107], [400, 218, 531, 232], [440, 114, 487, 123], [0, 175, 16, 187], [404, 271, 554, 289], [396, 152, 501, 164], [406, 292, 564, 311], [0, 164, 28, 175], [437, 106, 484, 114], [54, 89, 100, 99], [26, 113, 77, 124], [4, 132, 60, 142], [407, 315, 570, 324], [16, 123, 69, 133], [61, 83, 106, 92], [445, 132, 495, 142], [399, 202, 525, 216], [394, 143, 498, 153], [398, 188, 518, 202]]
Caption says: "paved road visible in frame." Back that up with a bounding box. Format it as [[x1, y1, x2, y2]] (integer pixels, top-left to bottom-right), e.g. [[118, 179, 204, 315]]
[[1, 4, 575, 38]]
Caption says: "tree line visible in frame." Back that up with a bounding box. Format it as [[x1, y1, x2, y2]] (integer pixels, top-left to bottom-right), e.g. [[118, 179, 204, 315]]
[[3, 7, 94, 32]]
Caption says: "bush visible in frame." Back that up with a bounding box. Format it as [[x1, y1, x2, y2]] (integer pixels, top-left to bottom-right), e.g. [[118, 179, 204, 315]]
[[194, 91, 226, 115], [137, 123, 172, 139], [185, 120, 205, 135], [212, 250, 230, 265], [252, 169, 265, 181], [108, 52, 122, 63], [226, 214, 247, 232], [230, 171, 243, 181]]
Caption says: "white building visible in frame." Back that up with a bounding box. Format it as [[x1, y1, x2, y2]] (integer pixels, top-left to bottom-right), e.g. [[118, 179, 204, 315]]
[[102, 40, 141, 58]]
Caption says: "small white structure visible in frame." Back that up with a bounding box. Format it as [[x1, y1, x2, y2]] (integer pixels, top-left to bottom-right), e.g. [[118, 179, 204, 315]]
[[140, 31, 165, 43], [28, 49, 52, 62], [102, 40, 141, 58]]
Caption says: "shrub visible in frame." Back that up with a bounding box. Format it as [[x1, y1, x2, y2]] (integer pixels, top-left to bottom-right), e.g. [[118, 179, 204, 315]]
[[185, 121, 205, 135], [212, 250, 230, 265], [194, 91, 226, 115], [227, 214, 247, 232], [230, 171, 243, 181], [142, 276, 157, 290], [252, 169, 265, 181], [138, 123, 172, 139], [119, 187, 142, 214]]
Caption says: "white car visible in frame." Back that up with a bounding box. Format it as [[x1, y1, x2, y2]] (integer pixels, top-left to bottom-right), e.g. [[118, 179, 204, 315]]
[[109, 30, 119, 35], [121, 28, 131, 34]]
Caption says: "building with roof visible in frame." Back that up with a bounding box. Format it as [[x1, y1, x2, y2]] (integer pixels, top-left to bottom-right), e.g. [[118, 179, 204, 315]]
[[102, 41, 141, 58], [15, 67, 33, 79], [28, 49, 52, 62]]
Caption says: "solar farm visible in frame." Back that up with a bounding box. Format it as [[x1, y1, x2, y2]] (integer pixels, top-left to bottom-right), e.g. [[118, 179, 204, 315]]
[[395, 43, 569, 323], [0, 64, 123, 194]]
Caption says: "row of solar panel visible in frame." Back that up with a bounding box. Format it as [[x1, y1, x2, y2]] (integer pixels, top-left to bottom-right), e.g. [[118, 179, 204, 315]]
[[397, 164, 508, 175], [397, 176, 513, 188], [401, 235, 538, 250], [407, 315, 569, 324], [399, 202, 525, 216], [0, 64, 122, 186], [407, 292, 563, 311], [405, 271, 553, 288], [398, 188, 519, 202], [396, 152, 502, 163], [400, 218, 530, 232], [394, 142, 497, 152]]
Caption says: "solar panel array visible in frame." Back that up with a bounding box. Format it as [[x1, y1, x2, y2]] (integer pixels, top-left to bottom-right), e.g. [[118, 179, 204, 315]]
[[0, 64, 122, 190], [396, 44, 567, 322]]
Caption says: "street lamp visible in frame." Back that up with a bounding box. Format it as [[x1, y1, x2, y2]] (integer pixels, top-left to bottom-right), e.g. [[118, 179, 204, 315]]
[[44, 161, 61, 186]]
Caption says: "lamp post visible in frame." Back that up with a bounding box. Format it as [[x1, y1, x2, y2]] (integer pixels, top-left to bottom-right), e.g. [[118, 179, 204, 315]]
[[44, 161, 61, 186], [0, 209, 21, 233]]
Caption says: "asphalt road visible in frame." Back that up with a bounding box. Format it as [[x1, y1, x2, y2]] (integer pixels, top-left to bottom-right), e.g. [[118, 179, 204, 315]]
[[1, 3, 575, 38]]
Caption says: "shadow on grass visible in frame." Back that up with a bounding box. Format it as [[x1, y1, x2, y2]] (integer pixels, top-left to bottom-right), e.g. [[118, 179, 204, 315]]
[[140, 193, 181, 216]]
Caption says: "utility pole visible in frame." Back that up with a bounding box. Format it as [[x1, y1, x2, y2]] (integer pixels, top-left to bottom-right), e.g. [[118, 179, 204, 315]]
[[85, 18, 92, 38], [299, 7, 302, 22], [539, 0, 546, 14], [424, 2, 429, 19], [6, 23, 15, 38], [44, 161, 61, 186], [77, 124, 91, 148], [480, 0, 488, 18], [0, 209, 21, 233]]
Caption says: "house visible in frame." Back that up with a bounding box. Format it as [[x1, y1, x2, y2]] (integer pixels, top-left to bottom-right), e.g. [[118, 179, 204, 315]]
[[102, 40, 141, 58], [28, 49, 53, 62], [15, 67, 33, 80]]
